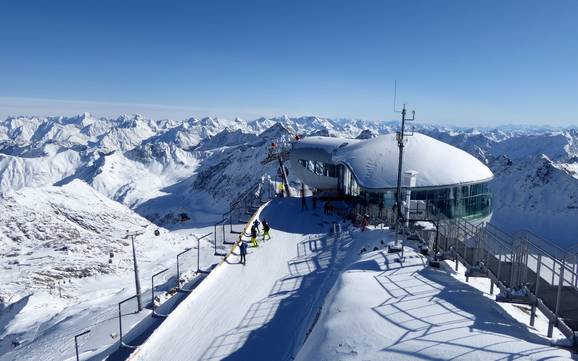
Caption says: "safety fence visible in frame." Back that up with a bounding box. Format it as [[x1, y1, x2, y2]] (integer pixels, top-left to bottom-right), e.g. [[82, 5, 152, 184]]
[[123, 189, 274, 361], [213, 180, 276, 255], [69, 232, 213, 360], [416, 216, 578, 345]]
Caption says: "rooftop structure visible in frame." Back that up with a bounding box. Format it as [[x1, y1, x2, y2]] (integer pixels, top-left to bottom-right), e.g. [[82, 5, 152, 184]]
[[289, 133, 494, 222]]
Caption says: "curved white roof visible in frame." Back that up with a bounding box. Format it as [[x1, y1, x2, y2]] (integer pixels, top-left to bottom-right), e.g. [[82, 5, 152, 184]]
[[292, 133, 493, 189]]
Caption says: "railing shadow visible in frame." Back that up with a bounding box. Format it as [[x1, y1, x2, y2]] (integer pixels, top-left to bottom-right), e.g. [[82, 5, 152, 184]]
[[197, 231, 353, 361], [366, 250, 573, 360]]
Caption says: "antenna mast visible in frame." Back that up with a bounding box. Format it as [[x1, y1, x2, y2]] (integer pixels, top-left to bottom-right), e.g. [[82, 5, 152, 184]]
[[392, 82, 415, 226]]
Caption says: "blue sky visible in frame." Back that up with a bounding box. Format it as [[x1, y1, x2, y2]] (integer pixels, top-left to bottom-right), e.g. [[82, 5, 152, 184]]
[[1, 0, 577, 125]]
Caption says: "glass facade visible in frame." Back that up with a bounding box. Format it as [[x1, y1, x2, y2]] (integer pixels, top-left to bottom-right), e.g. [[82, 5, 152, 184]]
[[335, 164, 491, 221], [298, 160, 492, 221], [298, 159, 338, 177], [410, 183, 492, 220]]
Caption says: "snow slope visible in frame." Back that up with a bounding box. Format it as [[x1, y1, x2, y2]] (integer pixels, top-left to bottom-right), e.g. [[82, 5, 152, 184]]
[[0, 180, 151, 304], [0, 180, 223, 360], [296, 231, 574, 361], [132, 199, 574, 361], [131, 198, 353, 361]]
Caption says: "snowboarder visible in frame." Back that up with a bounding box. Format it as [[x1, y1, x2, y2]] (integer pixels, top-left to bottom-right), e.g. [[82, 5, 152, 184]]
[[250, 226, 258, 247], [239, 240, 248, 264], [378, 200, 384, 218], [253, 219, 261, 233], [262, 220, 271, 240]]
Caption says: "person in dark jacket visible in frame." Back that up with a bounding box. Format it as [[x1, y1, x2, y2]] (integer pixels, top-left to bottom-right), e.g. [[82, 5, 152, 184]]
[[262, 220, 271, 240], [378, 200, 385, 218], [253, 219, 261, 233], [239, 240, 248, 264], [250, 226, 258, 247]]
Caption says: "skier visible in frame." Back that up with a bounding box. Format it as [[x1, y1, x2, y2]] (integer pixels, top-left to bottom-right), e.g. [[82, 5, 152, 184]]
[[253, 219, 261, 233], [262, 220, 271, 240], [250, 226, 258, 247], [239, 240, 248, 264]]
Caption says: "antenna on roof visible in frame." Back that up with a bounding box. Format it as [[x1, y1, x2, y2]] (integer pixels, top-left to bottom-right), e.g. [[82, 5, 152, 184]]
[[394, 101, 416, 246], [393, 80, 401, 113]]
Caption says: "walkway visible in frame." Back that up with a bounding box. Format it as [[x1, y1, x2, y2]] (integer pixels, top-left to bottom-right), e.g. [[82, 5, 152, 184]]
[[128, 198, 353, 361]]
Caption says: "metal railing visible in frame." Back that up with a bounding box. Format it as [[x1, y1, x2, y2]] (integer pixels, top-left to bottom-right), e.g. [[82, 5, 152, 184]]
[[420, 213, 578, 344], [214, 180, 276, 255]]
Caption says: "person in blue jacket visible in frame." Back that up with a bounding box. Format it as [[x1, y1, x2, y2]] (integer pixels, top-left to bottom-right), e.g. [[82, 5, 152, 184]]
[[239, 240, 248, 264]]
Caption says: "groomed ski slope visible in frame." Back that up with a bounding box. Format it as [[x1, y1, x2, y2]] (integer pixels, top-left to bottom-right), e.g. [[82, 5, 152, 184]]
[[130, 198, 353, 361], [130, 199, 574, 361]]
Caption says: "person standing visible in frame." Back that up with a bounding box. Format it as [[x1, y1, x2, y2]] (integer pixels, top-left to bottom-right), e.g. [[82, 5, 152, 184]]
[[262, 220, 271, 240], [250, 226, 258, 247], [301, 183, 308, 210], [378, 199, 384, 218], [239, 240, 248, 264], [253, 219, 261, 233]]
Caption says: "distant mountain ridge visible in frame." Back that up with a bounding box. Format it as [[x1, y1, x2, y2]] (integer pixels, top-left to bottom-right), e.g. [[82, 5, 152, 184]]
[[1, 113, 577, 247]]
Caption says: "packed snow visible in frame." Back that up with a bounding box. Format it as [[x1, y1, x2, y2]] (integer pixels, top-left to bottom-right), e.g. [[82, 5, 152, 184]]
[[297, 232, 574, 360], [130, 199, 574, 361]]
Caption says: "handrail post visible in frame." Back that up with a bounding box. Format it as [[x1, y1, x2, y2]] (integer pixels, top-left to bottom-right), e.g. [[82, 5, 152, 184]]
[[176, 248, 192, 290], [454, 222, 459, 271], [118, 294, 138, 348], [497, 250, 503, 286], [152, 268, 169, 316], [118, 302, 123, 346], [548, 263, 565, 338], [530, 254, 542, 326], [74, 330, 91, 361], [196, 233, 213, 274]]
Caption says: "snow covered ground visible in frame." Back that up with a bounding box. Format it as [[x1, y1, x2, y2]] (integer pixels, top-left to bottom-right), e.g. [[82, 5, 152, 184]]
[[130, 199, 576, 361], [0, 181, 224, 361], [298, 235, 575, 360], [130, 198, 351, 361]]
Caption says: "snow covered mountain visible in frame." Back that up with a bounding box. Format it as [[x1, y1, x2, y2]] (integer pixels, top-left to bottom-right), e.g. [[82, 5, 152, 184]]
[[1, 112, 578, 360], [1, 113, 578, 247], [0, 180, 152, 305]]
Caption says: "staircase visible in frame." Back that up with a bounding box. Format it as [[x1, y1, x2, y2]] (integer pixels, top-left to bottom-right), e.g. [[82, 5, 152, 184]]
[[417, 216, 578, 345]]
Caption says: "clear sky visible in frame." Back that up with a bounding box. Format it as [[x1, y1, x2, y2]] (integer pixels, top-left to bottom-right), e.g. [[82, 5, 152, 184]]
[[1, 0, 577, 126]]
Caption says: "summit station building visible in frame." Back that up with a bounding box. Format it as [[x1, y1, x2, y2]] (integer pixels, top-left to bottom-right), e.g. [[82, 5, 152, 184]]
[[289, 133, 494, 223]]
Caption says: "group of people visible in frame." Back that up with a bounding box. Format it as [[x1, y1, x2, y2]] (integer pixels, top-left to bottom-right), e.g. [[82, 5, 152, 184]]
[[239, 218, 271, 265]]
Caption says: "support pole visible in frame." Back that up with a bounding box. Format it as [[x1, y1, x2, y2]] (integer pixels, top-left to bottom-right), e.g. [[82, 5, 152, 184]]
[[151, 268, 168, 316], [74, 330, 90, 361], [176, 248, 192, 290], [530, 254, 542, 326], [196, 233, 213, 274], [128, 233, 142, 312], [548, 263, 565, 338]]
